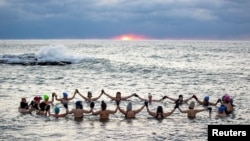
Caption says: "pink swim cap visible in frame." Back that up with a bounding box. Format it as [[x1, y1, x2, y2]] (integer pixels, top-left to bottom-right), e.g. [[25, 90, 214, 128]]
[[224, 95, 230, 102]]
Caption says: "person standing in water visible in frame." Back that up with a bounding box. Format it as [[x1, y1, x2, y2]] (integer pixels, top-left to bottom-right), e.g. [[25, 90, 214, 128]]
[[49, 106, 68, 118], [145, 100, 177, 119], [92, 100, 118, 122], [136, 93, 163, 104], [176, 101, 212, 119], [76, 89, 104, 102], [67, 101, 94, 120], [103, 90, 138, 103], [162, 94, 193, 105], [54, 90, 77, 110], [18, 98, 31, 114], [118, 101, 145, 118]]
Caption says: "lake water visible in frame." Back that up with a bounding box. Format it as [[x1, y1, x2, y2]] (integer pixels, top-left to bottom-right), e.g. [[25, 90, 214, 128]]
[[0, 39, 249, 141]]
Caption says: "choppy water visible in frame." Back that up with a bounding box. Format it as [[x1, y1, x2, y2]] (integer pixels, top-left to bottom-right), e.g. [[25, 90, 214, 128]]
[[0, 39, 249, 141]]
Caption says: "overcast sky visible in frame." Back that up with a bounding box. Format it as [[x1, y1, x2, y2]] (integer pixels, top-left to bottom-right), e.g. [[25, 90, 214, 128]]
[[0, 0, 250, 40]]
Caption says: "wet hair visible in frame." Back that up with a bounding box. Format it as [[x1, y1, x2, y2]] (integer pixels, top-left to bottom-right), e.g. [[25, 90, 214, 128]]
[[101, 101, 107, 110], [179, 95, 183, 98], [156, 106, 163, 114], [155, 106, 164, 119], [87, 91, 92, 97]]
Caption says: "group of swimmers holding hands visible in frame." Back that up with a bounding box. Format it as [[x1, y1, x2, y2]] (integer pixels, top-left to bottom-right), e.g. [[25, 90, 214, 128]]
[[18, 89, 235, 121]]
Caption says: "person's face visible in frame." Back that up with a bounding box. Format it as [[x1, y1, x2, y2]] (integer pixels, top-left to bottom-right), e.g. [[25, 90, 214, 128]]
[[179, 96, 183, 101], [22, 98, 26, 103], [88, 92, 92, 98], [116, 93, 121, 100]]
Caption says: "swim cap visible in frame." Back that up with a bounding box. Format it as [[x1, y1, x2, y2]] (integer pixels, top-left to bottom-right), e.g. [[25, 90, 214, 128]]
[[189, 101, 195, 109], [127, 102, 132, 111], [43, 94, 49, 100], [34, 96, 39, 101], [224, 95, 230, 102], [63, 92, 68, 98], [76, 101, 83, 109], [218, 105, 226, 113], [54, 107, 60, 114], [204, 96, 209, 101]]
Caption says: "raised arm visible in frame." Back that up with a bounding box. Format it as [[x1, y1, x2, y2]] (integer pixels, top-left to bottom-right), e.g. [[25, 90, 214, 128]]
[[76, 89, 89, 101], [54, 93, 63, 101], [133, 105, 145, 114], [183, 96, 193, 103], [177, 106, 189, 113], [67, 89, 77, 100], [92, 110, 101, 115], [163, 108, 176, 117], [136, 94, 147, 101], [121, 93, 134, 100], [91, 90, 104, 101], [192, 95, 203, 105], [118, 105, 127, 115], [146, 106, 156, 117], [165, 96, 178, 102], [108, 106, 118, 114], [103, 90, 116, 100]]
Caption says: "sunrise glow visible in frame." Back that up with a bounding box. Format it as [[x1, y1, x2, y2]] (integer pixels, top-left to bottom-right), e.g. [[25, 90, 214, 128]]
[[113, 34, 146, 41]]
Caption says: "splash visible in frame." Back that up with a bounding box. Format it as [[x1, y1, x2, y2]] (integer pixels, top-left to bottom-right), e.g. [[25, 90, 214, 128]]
[[0, 45, 90, 65]]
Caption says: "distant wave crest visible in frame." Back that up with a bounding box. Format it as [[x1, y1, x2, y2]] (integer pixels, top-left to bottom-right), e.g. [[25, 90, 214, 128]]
[[0, 45, 92, 66]]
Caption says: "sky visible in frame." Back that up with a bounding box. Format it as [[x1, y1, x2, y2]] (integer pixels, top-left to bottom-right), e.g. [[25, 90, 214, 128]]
[[0, 0, 250, 40]]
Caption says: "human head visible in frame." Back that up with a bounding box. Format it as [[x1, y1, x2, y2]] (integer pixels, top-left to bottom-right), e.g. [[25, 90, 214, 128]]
[[21, 98, 26, 102], [76, 101, 83, 109], [87, 91, 92, 98], [218, 105, 226, 113], [127, 102, 132, 111], [156, 106, 163, 114], [204, 96, 209, 102], [224, 95, 230, 103], [178, 95, 183, 100], [116, 92, 121, 101], [63, 92, 68, 98], [54, 107, 60, 114], [189, 101, 195, 109], [43, 94, 49, 101], [34, 96, 39, 101], [148, 93, 152, 100], [101, 101, 107, 110]]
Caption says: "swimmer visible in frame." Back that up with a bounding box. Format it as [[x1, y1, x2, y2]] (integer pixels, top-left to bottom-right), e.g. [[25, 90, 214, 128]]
[[92, 100, 118, 121], [145, 100, 176, 119], [162, 94, 193, 105], [67, 101, 94, 120], [76, 89, 104, 102], [118, 101, 145, 118], [103, 90, 138, 103], [177, 101, 212, 119], [49, 107, 68, 118], [136, 93, 163, 104], [192, 95, 219, 107], [18, 98, 31, 114], [216, 105, 227, 118], [54, 90, 77, 109]]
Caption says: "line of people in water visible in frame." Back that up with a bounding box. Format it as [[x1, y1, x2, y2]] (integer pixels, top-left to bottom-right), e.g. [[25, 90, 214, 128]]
[[18, 89, 235, 121]]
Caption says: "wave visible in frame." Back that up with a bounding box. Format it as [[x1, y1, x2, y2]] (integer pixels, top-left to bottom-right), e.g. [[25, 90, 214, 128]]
[[0, 45, 92, 66]]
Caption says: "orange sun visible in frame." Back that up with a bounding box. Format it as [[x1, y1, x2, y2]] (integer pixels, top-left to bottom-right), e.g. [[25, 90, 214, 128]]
[[113, 34, 146, 41]]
